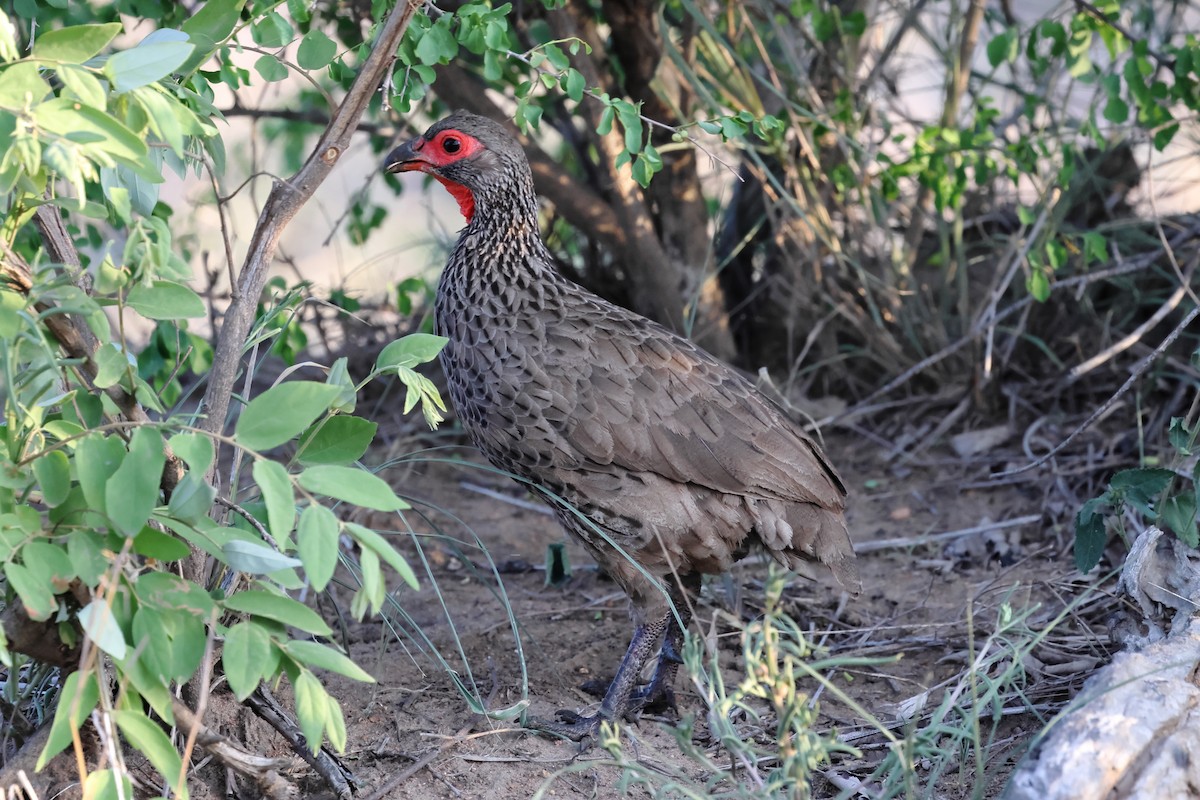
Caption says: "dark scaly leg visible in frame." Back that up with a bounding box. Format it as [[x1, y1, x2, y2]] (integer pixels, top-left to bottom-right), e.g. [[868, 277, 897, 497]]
[[526, 613, 670, 742], [630, 573, 699, 716]]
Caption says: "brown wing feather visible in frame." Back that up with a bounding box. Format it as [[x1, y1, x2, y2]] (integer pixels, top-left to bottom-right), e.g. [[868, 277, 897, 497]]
[[528, 301, 859, 593], [553, 311, 845, 512]]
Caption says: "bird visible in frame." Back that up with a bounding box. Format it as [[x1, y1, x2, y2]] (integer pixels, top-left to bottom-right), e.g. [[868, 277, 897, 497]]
[[384, 110, 859, 741]]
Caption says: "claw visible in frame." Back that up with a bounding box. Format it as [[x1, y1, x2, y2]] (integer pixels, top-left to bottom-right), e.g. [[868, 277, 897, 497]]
[[525, 710, 605, 743]]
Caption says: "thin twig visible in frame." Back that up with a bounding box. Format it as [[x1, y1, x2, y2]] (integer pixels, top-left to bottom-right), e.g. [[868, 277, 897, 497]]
[[1066, 253, 1199, 383], [246, 686, 354, 800], [994, 302, 1200, 477], [214, 495, 280, 550], [1073, 0, 1175, 70], [198, 0, 423, 457], [503, 47, 742, 180], [459, 481, 554, 516], [854, 515, 1041, 554], [835, 221, 1200, 421], [177, 608, 219, 792]]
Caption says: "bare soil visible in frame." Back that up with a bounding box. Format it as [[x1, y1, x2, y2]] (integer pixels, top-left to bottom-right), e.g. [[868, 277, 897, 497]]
[[209, 430, 1113, 800]]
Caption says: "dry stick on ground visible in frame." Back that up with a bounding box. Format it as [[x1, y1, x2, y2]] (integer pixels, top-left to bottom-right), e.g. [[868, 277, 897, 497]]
[[245, 686, 354, 800], [1067, 253, 1199, 383], [994, 301, 1200, 478], [170, 699, 299, 800]]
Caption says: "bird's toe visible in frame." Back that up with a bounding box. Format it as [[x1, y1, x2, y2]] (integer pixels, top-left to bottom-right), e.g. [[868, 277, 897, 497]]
[[524, 710, 604, 743]]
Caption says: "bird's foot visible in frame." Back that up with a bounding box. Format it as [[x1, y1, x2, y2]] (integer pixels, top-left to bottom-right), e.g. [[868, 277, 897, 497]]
[[578, 679, 676, 719], [630, 684, 678, 717], [524, 709, 608, 743]]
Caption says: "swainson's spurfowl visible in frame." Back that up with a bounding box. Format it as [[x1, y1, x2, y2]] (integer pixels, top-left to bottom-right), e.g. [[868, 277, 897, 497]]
[[385, 111, 859, 741]]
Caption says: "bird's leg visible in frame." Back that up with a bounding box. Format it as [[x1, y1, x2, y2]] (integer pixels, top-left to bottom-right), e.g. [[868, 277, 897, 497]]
[[629, 607, 689, 716], [526, 614, 669, 742]]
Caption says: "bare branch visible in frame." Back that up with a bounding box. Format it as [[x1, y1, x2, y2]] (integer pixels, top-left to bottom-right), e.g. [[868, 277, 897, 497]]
[[198, 1, 423, 463]]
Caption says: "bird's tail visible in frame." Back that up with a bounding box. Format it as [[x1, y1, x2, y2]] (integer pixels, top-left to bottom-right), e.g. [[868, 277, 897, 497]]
[[782, 503, 862, 595]]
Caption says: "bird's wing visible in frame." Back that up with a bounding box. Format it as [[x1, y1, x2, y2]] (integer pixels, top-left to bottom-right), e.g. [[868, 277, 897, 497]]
[[540, 309, 845, 512]]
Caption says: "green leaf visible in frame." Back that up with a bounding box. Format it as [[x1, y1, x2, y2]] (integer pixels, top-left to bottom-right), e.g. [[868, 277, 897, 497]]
[[133, 527, 191, 561], [253, 460, 295, 543], [344, 523, 418, 589], [1110, 467, 1175, 511], [0, 9, 18, 61], [986, 30, 1018, 67], [136, 570, 218, 617], [106, 427, 165, 536], [293, 670, 327, 752], [57, 64, 107, 108], [93, 342, 133, 389], [223, 589, 331, 636], [105, 40, 195, 93], [167, 471, 216, 523], [297, 30, 336, 70], [1103, 94, 1129, 124], [79, 600, 128, 660], [296, 416, 377, 466], [76, 433, 125, 513], [414, 17, 458, 65], [32, 22, 122, 63], [352, 546, 382, 618], [168, 432, 214, 473], [1027, 269, 1050, 302], [324, 693, 347, 752], [1169, 417, 1194, 457], [126, 280, 206, 319], [222, 621, 273, 701], [33, 449, 71, 507], [132, 605, 204, 682], [0, 62, 52, 107], [101, 164, 161, 218], [1154, 123, 1179, 152], [254, 53, 288, 82], [297, 505, 339, 592], [4, 562, 56, 621], [37, 671, 99, 769], [68, 531, 108, 585], [376, 333, 447, 371], [235, 381, 342, 451], [562, 68, 585, 102], [114, 709, 183, 792], [222, 539, 303, 574], [180, 0, 246, 72], [298, 465, 409, 512], [251, 12, 292, 48], [285, 640, 374, 682], [325, 356, 356, 413], [81, 770, 133, 800], [21, 541, 74, 591], [1074, 496, 1109, 573], [35, 98, 150, 166], [1161, 494, 1199, 548]]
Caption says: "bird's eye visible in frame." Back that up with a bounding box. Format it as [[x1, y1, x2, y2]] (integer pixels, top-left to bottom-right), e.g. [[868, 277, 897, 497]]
[[443, 136, 462, 154]]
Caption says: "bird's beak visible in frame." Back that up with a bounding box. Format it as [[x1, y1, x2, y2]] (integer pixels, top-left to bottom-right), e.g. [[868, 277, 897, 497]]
[[384, 136, 428, 174]]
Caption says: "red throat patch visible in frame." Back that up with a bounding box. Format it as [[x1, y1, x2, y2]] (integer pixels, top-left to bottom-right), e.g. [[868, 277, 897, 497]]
[[434, 175, 476, 222]]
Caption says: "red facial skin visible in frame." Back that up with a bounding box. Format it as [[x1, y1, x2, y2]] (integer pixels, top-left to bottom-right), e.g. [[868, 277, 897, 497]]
[[393, 129, 483, 222]]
